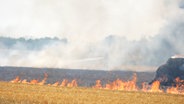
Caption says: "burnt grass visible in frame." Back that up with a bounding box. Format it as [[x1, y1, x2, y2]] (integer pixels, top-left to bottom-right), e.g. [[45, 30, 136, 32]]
[[0, 66, 155, 87]]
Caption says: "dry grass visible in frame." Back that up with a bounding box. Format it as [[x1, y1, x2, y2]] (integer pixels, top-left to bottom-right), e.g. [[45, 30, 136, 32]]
[[0, 82, 184, 104]]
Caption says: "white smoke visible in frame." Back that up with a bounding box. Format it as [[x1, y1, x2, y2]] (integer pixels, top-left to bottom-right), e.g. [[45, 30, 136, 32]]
[[0, 0, 181, 40], [0, 0, 184, 71]]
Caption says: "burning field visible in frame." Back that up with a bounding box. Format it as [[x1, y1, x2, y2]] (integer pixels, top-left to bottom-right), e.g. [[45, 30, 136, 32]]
[[7, 72, 184, 95], [0, 77, 184, 104], [1, 0, 184, 103], [0, 58, 184, 103]]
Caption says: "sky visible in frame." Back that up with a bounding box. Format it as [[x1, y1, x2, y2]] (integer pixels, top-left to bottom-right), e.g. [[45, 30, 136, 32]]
[[0, 0, 184, 71]]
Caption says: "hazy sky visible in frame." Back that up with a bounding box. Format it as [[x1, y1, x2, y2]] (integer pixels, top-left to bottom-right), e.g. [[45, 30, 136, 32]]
[[0, 0, 182, 41]]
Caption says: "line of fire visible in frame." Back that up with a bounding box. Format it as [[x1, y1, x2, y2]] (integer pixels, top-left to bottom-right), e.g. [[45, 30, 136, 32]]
[[4, 56, 184, 95]]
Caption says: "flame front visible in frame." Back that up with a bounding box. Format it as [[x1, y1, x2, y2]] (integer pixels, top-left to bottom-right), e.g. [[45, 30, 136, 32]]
[[21, 79, 28, 84], [60, 79, 68, 87], [11, 76, 20, 83], [141, 82, 148, 92], [93, 80, 102, 89], [30, 79, 39, 84], [67, 80, 78, 87], [52, 81, 59, 86], [104, 73, 138, 91], [149, 81, 162, 92], [39, 73, 48, 85], [9, 73, 184, 95]]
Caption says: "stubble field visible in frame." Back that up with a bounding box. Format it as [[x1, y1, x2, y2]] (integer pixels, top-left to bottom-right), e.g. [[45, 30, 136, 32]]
[[0, 82, 184, 104]]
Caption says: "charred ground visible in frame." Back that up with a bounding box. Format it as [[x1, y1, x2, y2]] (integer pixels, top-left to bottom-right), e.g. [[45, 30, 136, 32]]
[[0, 66, 155, 87]]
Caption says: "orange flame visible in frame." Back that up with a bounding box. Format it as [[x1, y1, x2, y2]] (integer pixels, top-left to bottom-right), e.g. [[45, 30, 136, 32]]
[[111, 79, 124, 90], [149, 81, 162, 92], [30, 79, 39, 84], [52, 81, 60, 86], [105, 79, 125, 90], [166, 87, 179, 94], [141, 82, 148, 92], [60, 79, 68, 87], [124, 73, 137, 91], [38, 73, 48, 85], [166, 77, 184, 94], [104, 73, 138, 91], [9, 75, 78, 88], [67, 80, 78, 87], [21, 79, 28, 84], [93, 80, 102, 89], [10, 76, 21, 83], [9, 73, 184, 95]]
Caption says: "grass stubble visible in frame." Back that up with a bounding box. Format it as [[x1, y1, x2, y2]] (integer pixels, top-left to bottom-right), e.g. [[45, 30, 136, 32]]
[[0, 82, 183, 104]]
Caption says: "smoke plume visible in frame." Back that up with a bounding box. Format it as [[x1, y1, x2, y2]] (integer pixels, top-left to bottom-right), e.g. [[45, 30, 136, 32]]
[[0, 0, 184, 71]]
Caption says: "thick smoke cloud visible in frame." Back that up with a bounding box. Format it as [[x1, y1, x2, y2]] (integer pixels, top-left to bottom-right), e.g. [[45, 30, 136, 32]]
[[0, 0, 181, 40], [0, 0, 184, 71], [1, 20, 184, 71]]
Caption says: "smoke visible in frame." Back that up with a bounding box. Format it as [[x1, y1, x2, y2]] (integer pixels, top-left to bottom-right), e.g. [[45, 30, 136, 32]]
[[0, 0, 184, 71], [0, 0, 181, 40], [1, 21, 184, 71]]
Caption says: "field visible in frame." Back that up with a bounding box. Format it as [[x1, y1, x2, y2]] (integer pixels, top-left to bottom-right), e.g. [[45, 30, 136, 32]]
[[0, 82, 184, 104]]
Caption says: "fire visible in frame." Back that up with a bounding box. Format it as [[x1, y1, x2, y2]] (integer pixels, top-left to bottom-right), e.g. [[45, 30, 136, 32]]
[[38, 73, 48, 85], [30, 79, 39, 84], [60, 79, 68, 87], [9, 73, 184, 95], [175, 77, 184, 87], [124, 73, 137, 91], [149, 81, 162, 92], [10, 76, 21, 83], [67, 80, 78, 87], [105, 79, 124, 90], [21, 79, 28, 84], [93, 80, 102, 89], [105, 78, 137, 91], [166, 87, 179, 94], [97, 73, 138, 91], [52, 81, 60, 86], [141, 82, 148, 92], [166, 77, 184, 94], [10, 73, 49, 85], [10, 75, 78, 88]]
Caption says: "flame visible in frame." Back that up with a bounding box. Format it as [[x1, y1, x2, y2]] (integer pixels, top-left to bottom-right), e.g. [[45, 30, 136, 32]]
[[21, 79, 28, 84], [166, 87, 179, 94], [105, 79, 124, 90], [9, 75, 78, 87], [149, 81, 162, 92], [30, 79, 39, 84], [107, 79, 124, 90], [52, 81, 60, 86], [38, 73, 48, 85], [60, 79, 68, 87], [9, 73, 184, 95], [125, 73, 137, 91], [67, 80, 78, 87], [141, 82, 148, 92], [104, 73, 138, 91], [10, 73, 49, 85], [105, 76, 184, 94], [93, 80, 102, 89], [10, 76, 21, 83], [166, 77, 184, 94]]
